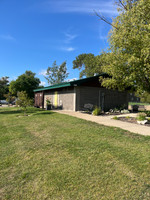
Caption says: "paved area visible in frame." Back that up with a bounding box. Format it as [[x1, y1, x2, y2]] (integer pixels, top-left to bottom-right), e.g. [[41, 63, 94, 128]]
[[0, 105, 9, 108], [54, 110, 150, 136]]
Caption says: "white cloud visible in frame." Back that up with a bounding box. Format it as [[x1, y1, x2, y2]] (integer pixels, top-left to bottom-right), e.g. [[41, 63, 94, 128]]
[[60, 29, 77, 52], [61, 47, 75, 52], [0, 34, 15, 41], [40, 81, 46, 86], [99, 35, 107, 40], [39, 69, 47, 76], [34, 0, 118, 16], [64, 32, 78, 44], [66, 78, 77, 82]]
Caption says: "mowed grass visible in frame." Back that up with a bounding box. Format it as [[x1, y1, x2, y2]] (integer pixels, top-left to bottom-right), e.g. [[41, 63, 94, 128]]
[[0, 107, 150, 200], [129, 102, 150, 106]]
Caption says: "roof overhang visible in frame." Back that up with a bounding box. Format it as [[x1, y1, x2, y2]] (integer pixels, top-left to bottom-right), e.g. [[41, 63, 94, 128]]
[[34, 73, 109, 92]]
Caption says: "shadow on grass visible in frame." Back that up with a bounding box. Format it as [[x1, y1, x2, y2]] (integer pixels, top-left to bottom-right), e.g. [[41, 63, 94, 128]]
[[0, 110, 23, 115], [0, 108, 54, 115], [33, 111, 55, 116]]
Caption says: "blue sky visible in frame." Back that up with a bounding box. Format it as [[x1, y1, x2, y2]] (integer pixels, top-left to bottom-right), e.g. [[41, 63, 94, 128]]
[[0, 0, 118, 86]]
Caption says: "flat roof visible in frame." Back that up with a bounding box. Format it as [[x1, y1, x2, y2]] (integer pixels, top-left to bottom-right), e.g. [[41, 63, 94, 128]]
[[34, 73, 108, 92]]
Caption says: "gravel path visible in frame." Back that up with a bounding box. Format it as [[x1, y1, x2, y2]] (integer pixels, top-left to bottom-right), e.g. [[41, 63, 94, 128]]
[[54, 110, 150, 136]]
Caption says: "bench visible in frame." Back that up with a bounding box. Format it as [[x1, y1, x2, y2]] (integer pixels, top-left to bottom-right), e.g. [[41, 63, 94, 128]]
[[131, 105, 146, 112], [138, 105, 146, 111]]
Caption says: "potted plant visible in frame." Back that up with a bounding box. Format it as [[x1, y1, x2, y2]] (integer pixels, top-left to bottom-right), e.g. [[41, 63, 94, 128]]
[[46, 98, 51, 110], [136, 113, 147, 125]]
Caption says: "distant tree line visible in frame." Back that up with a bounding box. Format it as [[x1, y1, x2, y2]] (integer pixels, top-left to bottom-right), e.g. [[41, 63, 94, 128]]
[[0, 71, 41, 106]]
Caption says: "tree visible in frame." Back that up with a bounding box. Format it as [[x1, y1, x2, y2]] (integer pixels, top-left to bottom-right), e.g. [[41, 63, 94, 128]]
[[0, 76, 9, 100], [73, 53, 103, 78], [16, 91, 33, 113], [140, 92, 150, 104], [45, 61, 69, 85], [4, 92, 15, 105], [97, 0, 150, 94], [95, 0, 138, 29], [9, 71, 40, 98]]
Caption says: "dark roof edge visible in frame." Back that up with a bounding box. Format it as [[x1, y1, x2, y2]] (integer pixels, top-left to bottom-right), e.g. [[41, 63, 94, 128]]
[[34, 73, 108, 92], [33, 82, 71, 92]]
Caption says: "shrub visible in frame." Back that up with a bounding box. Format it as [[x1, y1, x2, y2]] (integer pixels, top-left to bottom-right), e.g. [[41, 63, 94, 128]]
[[121, 109, 130, 114], [46, 98, 51, 105], [92, 106, 101, 116], [144, 111, 150, 117], [4, 92, 15, 106], [126, 116, 131, 119], [119, 104, 126, 110], [136, 113, 147, 121], [16, 91, 33, 114], [112, 116, 119, 120]]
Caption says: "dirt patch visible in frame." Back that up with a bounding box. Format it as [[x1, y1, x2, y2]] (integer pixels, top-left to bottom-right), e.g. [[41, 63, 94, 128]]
[[81, 111, 128, 116], [119, 117, 150, 127]]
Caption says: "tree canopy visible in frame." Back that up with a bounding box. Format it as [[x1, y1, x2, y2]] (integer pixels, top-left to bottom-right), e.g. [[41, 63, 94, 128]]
[[45, 61, 69, 85], [9, 71, 40, 98], [140, 91, 150, 104], [73, 53, 103, 78], [74, 1, 150, 96], [0, 76, 9, 100], [99, 0, 150, 93], [4, 92, 15, 105]]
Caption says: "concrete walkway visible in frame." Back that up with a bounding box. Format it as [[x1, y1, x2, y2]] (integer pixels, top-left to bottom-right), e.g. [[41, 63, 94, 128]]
[[54, 110, 150, 136]]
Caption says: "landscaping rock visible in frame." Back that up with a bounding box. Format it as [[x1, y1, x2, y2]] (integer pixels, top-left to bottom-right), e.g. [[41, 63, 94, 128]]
[[137, 120, 148, 125]]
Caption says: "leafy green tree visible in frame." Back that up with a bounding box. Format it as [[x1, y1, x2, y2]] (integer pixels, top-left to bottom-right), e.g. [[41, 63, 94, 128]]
[[140, 92, 150, 104], [0, 76, 9, 99], [98, 0, 150, 94], [4, 92, 15, 105], [45, 61, 69, 85], [9, 71, 40, 98], [16, 91, 33, 113], [73, 53, 103, 78]]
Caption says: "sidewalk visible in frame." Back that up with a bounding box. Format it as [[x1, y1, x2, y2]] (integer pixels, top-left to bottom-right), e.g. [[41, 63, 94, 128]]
[[54, 110, 150, 136]]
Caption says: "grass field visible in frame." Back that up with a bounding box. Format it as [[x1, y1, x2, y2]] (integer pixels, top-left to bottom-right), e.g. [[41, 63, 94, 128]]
[[129, 102, 150, 106], [0, 107, 150, 200]]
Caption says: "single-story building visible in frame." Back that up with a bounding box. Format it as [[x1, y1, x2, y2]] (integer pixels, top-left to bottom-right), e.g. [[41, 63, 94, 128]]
[[34, 74, 129, 111]]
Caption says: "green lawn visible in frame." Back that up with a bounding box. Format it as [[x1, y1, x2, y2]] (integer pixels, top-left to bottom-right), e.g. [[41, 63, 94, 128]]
[[129, 102, 150, 106], [0, 107, 150, 200]]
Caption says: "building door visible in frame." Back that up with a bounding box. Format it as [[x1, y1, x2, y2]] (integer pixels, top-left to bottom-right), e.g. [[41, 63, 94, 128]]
[[35, 93, 43, 108]]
